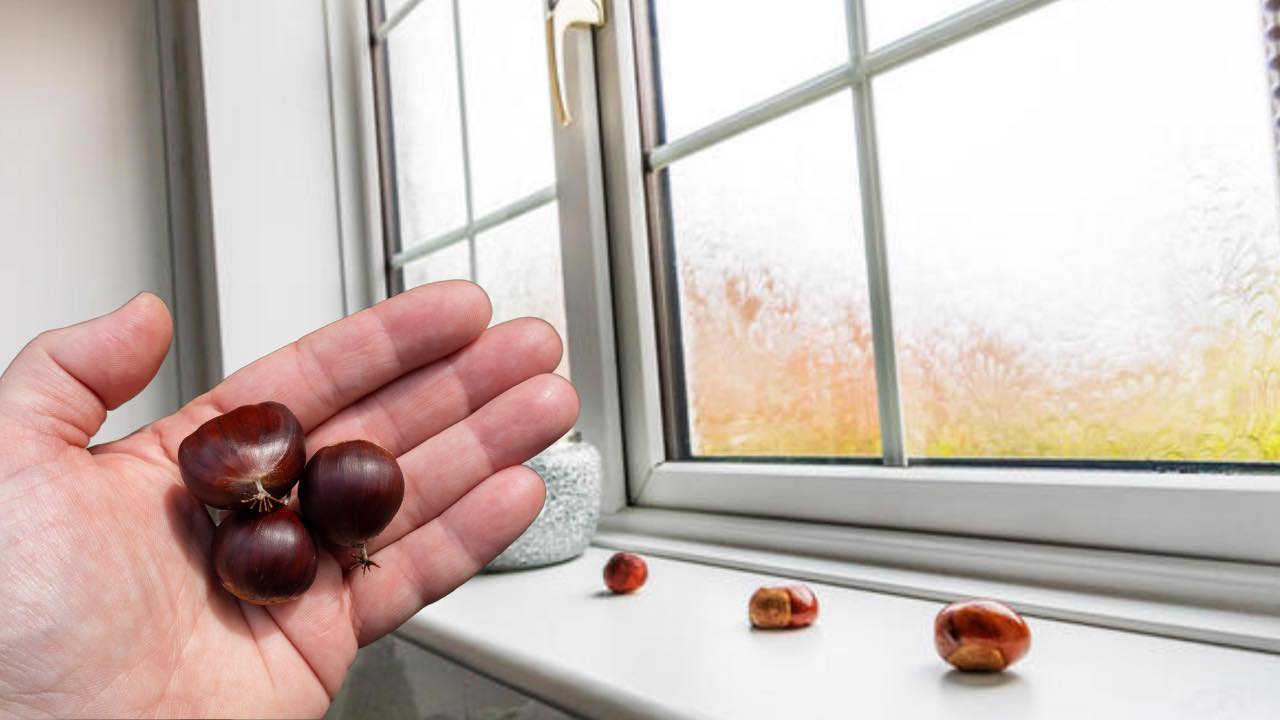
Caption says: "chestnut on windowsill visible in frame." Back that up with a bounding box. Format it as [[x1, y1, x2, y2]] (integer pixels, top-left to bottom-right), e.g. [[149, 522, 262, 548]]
[[749, 583, 819, 629], [603, 552, 648, 594], [934, 599, 1031, 671]]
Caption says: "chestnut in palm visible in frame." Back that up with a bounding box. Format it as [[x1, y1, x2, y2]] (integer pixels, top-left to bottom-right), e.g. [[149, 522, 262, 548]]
[[178, 402, 306, 511], [300, 440, 404, 571], [212, 506, 318, 605], [934, 599, 1031, 672]]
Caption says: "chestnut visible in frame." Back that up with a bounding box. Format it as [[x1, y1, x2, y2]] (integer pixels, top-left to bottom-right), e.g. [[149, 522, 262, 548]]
[[178, 402, 306, 511], [603, 552, 648, 594], [212, 506, 318, 605], [934, 599, 1031, 672], [299, 439, 405, 571], [748, 583, 819, 629]]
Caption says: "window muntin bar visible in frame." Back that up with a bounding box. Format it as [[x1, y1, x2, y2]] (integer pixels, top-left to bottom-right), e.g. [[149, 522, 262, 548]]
[[374, 0, 430, 41], [646, 64, 854, 171], [845, 0, 906, 466], [390, 183, 557, 268], [863, 0, 1060, 76], [448, 0, 479, 280], [645, 0, 1064, 171]]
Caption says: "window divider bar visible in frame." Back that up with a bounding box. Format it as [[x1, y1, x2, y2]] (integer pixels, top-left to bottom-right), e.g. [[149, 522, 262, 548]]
[[373, 0, 430, 41], [863, 0, 1060, 76], [373, 0, 427, 40], [448, 0, 478, 280], [847, 0, 907, 467], [646, 64, 854, 171], [646, 0, 1062, 174], [389, 184, 558, 268]]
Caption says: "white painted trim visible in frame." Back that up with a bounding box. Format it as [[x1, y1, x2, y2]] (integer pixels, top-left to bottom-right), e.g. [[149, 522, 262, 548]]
[[195, 0, 349, 373], [154, 0, 223, 400], [593, 0, 666, 509], [323, 0, 386, 312], [551, 20, 628, 513], [634, 461, 1280, 564]]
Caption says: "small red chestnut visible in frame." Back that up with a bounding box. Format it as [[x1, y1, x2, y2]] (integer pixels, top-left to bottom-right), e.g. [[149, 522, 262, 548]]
[[212, 506, 318, 605], [178, 402, 306, 512], [934, 599, 1031, 672], [300, 440, 405, 571], [603, 552, 648, 594], [749, 583, 819, 629]]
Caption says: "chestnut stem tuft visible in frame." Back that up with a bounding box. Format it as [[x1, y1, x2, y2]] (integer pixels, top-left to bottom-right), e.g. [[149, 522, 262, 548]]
[[247, 478, 284, 512], [349, 543, 380, 573]]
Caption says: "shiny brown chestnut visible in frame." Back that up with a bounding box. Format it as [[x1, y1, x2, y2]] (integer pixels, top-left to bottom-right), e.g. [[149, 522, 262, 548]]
[[212, 506, 318, 605], [934, 599, 1031, 672], [300, 440, 404, 571], [603, 552, 648, 594], [178, 402, 306, 511], [749, 583, 819, 629]]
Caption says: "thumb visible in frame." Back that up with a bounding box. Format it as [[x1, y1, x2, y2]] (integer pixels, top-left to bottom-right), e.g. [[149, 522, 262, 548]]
[[0, 292, 174, 447]]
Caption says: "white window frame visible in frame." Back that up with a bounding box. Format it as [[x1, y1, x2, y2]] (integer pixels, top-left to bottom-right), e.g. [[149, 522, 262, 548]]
[[350, 0, 1280, 647], [594, 0, 1280, 571]]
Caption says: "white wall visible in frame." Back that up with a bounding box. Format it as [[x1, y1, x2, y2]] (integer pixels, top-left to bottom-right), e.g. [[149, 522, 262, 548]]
[[0, 0, 181, 442], [0, 0, 362, 442], [196, 0, 349, 375]]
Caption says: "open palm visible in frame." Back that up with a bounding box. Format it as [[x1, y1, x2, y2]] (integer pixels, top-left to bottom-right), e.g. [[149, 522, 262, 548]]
[[0, 283, 577, 718]]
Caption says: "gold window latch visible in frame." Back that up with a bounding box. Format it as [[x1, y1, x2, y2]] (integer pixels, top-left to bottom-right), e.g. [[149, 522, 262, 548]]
[[545, 0, 606, 127]]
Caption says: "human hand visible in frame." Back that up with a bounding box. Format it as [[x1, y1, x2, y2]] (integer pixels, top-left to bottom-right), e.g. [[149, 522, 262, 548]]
[[0, 282, 577, 718]]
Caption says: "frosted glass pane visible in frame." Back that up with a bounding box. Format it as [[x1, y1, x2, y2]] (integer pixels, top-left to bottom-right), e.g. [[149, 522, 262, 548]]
[[475, 204, 570, 378], [877, 0, 1280, 461], [403, 241, 471, 290], [459, 0, 556, 216], [667, 96, 879, 457], [865, 0, 982, 49], [388, 1, 468, 247], [649, 0, 847, 140]]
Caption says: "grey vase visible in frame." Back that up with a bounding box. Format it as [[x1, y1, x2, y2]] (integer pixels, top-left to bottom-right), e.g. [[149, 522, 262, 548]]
[[485, 433, 602, 571]]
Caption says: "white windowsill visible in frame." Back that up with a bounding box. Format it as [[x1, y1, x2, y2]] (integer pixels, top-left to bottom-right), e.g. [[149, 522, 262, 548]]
[[595, 508, 1280, 653], [395, 544, 1280, 719]]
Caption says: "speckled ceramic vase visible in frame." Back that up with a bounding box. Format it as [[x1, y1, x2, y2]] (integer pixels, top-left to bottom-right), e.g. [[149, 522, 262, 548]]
[[485, 433, 602, 571]]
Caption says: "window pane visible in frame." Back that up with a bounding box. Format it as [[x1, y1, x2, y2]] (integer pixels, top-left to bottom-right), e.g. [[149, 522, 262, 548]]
[[383, 0, 413, 17], [877, 0, 1280, 461], [666, 95, 879, 457], [864, 0, 982, 49], [648, 0, 848, 141], [459, 0, 556, 215], [387, 0, 468, 247], [475, 204, 571, 379], [403, 241, 471, 289]]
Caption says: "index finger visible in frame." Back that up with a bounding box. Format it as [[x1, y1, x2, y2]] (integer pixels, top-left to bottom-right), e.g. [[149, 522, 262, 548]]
[[151, 281, 491, 457]]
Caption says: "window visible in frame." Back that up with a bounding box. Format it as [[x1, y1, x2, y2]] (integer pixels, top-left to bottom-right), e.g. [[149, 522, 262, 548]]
[[371, 0, 569, 378], [366, 0, 625, 509], [365, 0, 1280, 564], [640, 0, 1280, 466]]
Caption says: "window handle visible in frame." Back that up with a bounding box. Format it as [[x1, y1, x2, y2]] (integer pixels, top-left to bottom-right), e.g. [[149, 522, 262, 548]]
[[545, 0, 605, 126]]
